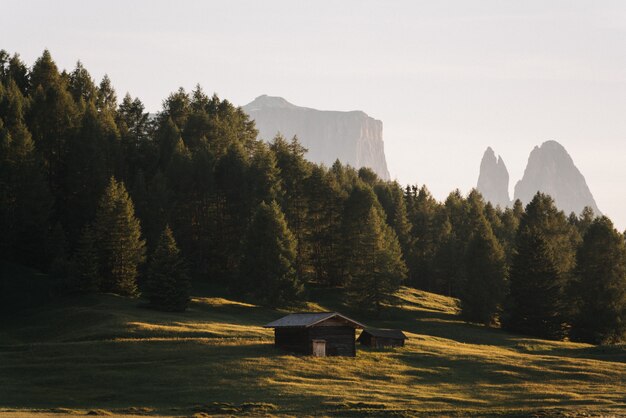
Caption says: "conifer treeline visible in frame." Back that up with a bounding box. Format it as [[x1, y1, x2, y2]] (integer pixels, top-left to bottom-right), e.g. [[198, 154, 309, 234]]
[[1, 51, 624, 343]]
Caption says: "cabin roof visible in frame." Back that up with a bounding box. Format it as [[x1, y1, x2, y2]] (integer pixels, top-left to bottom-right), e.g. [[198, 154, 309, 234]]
[[358, 328, 407, 340], [263, 312, 366, 329]]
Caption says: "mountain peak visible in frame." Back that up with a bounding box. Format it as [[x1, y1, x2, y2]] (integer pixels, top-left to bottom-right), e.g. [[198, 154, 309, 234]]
[[514, 141, 600, 216], [540, 139, 567, 150], [244, 95, 296, 111]]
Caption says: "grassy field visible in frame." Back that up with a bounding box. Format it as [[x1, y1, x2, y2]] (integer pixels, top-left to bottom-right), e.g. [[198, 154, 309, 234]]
[[0, 285, 625, 417]]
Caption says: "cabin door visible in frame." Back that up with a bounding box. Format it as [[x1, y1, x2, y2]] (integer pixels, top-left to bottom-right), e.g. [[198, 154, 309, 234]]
[[312, 339, 326, 357]]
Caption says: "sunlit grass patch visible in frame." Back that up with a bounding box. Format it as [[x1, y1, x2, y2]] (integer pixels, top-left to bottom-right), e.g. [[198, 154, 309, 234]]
[[394, 287, 460, 315], [191, 296, 257, 308]]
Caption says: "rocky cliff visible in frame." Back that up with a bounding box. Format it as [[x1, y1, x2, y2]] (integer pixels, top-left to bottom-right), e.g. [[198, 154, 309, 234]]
[[242, 95, 390, 180], [477, 147, 512, 208], [514, 140, 600, 215]]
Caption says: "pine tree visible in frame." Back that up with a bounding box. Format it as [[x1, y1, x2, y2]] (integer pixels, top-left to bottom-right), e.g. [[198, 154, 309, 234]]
[[0, 52, 29, 95], [96, 75, 117, 113], [503, 228, 566, 340], [64, 102, 119, 241], [156, 117, 183, 169], [270, 135, 312, 279], [431, 190, 472, 296], [160, 87, 191, 129], [0, 50, 8, 81], [0, 78, 29, 130], [461, 216, 507, 326], [131, 170, 170, 249], [358, 167, 379, 186], [340, 183, 407, 312], [162, 88, 257, 157], [46, 222, 70, 281], [184, 141, 217, 278], [483, 202, 503, 236], [117, 93, 151, 178], [574, 206, 596, 238], [346, 206, 407, 314], [68, 61, 97, 105], [213, 144, 250, 279], [203, 93, 258, 157], [238, 201, 302, 307], [304, 165, 345, 285], [340, 183, 381, 285], [0, 118, 52, 268], [521, 193, 579, 276], [497, 199, 524, 266], [30, 50, 61, 91], [28, 50, 79, 194], [248, 141, 281, 207], [165, 137, 195, 260], [69, 225, 100, 293], [93, 177, 146, 296], [501, 193, 578, 339], [406, 185, 447, 291], [375, 181, 413, 257], [143, 226, 190, 312], [181, 85, 212, 150], [570, 217, 626, 344]]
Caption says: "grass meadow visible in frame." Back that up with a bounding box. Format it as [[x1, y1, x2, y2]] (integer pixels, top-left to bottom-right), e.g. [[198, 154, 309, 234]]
[[0, 286, 625, 417]]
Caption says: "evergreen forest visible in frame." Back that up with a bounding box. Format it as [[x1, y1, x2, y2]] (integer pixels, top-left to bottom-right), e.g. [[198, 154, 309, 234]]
[[1, 50, 625, 345]]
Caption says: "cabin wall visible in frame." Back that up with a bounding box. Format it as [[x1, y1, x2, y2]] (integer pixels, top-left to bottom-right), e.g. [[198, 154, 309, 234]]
[[308, 326, 356, 357], [374, 337, 404, 348], [358, 332, 405, 348], [274, 326, 357, 357], [274, 328, 309, 354]]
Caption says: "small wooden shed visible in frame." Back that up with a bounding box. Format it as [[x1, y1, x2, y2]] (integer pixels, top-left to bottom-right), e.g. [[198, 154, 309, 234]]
[[357, 328, 407, 348], [264, 312, 365, 357]]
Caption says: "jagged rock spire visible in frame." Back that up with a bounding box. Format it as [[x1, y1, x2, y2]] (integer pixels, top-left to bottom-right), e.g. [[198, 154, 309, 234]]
[[477, 147, 511, 208], [514, 140, 600, 216]]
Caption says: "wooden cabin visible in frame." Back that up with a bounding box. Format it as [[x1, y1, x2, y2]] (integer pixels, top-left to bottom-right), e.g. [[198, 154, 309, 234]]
[[357, 328, 407, 348], [263, 312, 365, 357]]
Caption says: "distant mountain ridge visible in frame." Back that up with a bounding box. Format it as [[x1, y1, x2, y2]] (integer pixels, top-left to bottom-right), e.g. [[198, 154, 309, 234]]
[[242, 95, 390, 180], [477, 140, 600, 215]]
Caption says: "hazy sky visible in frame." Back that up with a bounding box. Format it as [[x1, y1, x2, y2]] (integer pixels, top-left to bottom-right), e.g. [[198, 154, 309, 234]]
[[3, 0, 626, 228]]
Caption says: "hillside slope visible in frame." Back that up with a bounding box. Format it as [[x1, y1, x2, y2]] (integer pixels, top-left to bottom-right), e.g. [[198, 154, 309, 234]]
[[1, 287, 625, 417]]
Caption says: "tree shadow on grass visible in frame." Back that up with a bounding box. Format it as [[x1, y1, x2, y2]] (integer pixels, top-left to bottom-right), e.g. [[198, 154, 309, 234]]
[[1, 293, 280, 344], [0, 337, 363, 417], [526, 344, 626, 364]]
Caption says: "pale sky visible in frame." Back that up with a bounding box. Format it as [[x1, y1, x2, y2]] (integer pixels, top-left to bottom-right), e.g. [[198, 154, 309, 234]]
[[3, 0, 626, 228]]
